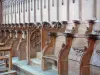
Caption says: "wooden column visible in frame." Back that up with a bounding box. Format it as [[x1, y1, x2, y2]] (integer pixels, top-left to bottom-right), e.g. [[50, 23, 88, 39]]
[[0, 0, 3, 24], [26, 29, 30, 64], [9, 48, 12, 70]]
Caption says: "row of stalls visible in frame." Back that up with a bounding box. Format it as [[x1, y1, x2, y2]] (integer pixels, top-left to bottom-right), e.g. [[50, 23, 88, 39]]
[[0, 20, 100, 75], [0, 0, 100, 75]]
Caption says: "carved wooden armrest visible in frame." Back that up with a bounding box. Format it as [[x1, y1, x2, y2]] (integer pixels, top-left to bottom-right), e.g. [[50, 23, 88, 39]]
[[43, 55, 57, 61]]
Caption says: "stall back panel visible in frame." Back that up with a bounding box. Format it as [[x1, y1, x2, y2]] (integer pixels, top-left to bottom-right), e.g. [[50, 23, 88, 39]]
[[16, 0, 19, 24], [82, 0, 94, 21], [25, 0, 29, 23], [9, 1, 12, 24], [3, 1, 5, 24], [8, 1, 10, 24], [36, 0, 41, 22], [30, 0, 34, 23], [59, 0, 68, 21], [12, 1, 16, 24], [42, 0, 49, 21], [69, 0, 80, 21], [20, 0, 24, 23], [5, 1, 8, 24], [50, 0, 57, 22], [96, 0, 100, 20]]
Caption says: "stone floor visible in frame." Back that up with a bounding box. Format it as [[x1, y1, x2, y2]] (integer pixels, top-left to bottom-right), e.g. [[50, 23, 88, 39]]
[[12, 57, 58, 75], [1, 57, 100, 75]]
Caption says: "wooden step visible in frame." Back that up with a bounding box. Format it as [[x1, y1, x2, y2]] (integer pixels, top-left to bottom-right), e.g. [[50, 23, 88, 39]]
[[0, 63, 5, 66], [0, 56, 8, 60], [30, 58, 41, 67], [0, 67, 8, 73], [37, 52, 42, 59], [0, 70, 17, 75], [12, 58, 58, 75], [43, 55, 58, 61]]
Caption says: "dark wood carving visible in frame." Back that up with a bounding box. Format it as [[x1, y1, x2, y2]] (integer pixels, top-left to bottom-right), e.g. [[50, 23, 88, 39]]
[[30, 29, 41, 58], [12, 31, 22, 57]]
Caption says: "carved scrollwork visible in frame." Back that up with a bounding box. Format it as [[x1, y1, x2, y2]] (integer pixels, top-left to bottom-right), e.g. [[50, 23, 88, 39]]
[[30, 29, 41, 52], [42, 22, 51, 28], [36, 22, 42, 29], [52, 22, 62, 29]]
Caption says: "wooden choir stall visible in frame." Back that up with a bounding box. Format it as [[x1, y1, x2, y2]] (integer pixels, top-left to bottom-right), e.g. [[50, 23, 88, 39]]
[[0, 0, 100, 75]]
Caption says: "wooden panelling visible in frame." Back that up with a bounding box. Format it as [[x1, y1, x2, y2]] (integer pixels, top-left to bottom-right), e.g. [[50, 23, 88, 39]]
[[69, 0, 80, 21], [30, 0, 35, 23], [59, 0, 69, 21], [81, 0, 95, 20], [96, 0, 100, 20], [50, 0, 57, 22], [36, 0, 41, 22], [42, 0, 49, 21]]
